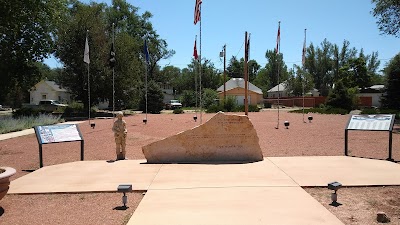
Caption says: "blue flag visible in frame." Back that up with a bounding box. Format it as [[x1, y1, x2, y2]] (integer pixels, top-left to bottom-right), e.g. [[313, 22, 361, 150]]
[[144, 39, 150, 64]]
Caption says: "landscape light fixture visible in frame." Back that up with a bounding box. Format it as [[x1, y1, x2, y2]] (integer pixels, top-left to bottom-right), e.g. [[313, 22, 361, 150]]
[[117, 184, 132, 208], [193, 115, 197, 122], [90, 123, 96, 129], [308, 115, 313, 123], [328, 181, 342, 206], [284, 121, 290, 129], [143, 118, 147, 124]]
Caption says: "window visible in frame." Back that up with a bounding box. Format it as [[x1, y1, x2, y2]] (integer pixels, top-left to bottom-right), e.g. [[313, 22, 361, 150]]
[[42, 95, 47, 99], [58, 96, 61, 101]]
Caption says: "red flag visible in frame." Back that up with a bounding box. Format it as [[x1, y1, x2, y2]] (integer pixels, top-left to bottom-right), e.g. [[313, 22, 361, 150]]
[[194, 0, 202, 25], [276, 22, 280, 55], [193, 38, 198, 60]]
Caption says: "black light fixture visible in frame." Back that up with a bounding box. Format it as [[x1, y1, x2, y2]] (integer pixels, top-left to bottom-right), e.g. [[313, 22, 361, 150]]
[[308, 115, 313, 123], [328, 181, 342, 206], [117, 184, 132, 208], [143, 118, 147, 124], [193, 115, 197, 122], [284, 121, 290, 129], [90, 123, 96, 129]]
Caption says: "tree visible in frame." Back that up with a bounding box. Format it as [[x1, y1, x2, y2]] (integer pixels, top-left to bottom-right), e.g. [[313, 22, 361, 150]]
[[139, 80, 164, 113], [286, 65, 314, 97], [372, 0, 400, 37], [227, 56, 243, 78], [264, 50, 289, 88], [0, 0, 67, 106], [381, 53, 400, 109], [55, 2, 109, 110], [325, 80, 353, 111], [253, 68, 270, 98]]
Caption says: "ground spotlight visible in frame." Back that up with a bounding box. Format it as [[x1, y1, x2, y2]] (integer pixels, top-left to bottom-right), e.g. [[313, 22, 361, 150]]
[[143, 118, 147, 124], [118, 184, 132, 208], [328, 181, 342, 206], [308, 116, 313, 123], [284, 121, 290, 129], [193, 116, 197, 122]]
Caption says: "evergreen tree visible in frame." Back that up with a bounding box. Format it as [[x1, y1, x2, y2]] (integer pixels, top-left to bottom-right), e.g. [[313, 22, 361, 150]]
[[139, 80, 164, 113], [381, 53, 400, 109]]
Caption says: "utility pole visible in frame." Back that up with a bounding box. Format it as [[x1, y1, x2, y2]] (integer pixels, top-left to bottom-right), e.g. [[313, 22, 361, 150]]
[[222, 45, 226, 100]]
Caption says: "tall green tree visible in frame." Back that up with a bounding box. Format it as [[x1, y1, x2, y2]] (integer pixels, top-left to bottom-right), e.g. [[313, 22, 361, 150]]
[[55, 2, 109, 109], [286, 65, 314, 97], [253, 68, 270, 98], [381, 53, 400, 109], [264, 50, 289, 88], [372, 0, 400, 37], [0, 0, 67, 106]]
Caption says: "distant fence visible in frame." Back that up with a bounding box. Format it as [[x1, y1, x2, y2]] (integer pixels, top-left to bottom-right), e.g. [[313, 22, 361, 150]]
[[264, 96, 372, 108]]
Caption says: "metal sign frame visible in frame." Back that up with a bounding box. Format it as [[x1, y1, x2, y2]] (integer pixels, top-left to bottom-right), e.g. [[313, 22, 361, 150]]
[[34, 124, 84, 168], [344, 114, 396, 161]]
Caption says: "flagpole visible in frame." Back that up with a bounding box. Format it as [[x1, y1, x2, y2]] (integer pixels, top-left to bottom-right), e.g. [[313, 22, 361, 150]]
[[302, 28, 307, 123], [199, 3, 202, 124], [112, 23, 115, 120], [85, 30, 92, 127], [145, 38, 148, 124], [276, 21, 281, 129], [195, 35, 198, 121]]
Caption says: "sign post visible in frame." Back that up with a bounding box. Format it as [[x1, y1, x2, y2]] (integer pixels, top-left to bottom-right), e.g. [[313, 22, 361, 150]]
[[345, 114, 395, 161], [34, 124, 84, 168]]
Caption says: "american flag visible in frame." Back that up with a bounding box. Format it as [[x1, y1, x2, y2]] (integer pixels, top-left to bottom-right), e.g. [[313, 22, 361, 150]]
[[194, 0, 202, 25], [276, 22, 280, 55]]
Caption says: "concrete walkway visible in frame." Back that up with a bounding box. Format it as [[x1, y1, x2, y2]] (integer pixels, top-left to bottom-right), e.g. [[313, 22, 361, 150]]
[[9, 156, 400, 224]]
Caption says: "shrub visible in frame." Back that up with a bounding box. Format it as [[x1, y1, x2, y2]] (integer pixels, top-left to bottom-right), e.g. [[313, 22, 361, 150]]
[[0, 114, 63, 134], [289, 107, 349, 115], [206, 104, 224, 113], [173, 108, 184, 114], [13, 107, 46, 118]]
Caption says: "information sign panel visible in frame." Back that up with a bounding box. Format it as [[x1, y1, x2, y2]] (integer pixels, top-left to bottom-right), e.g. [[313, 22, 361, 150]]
[[36, 124, 82, 144], [346, 114, 394, 131], [345, 114, 396, 161], [34, 124, 84, 168]]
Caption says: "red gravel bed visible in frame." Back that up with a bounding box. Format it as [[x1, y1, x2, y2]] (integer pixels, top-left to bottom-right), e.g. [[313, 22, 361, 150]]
[[0, 110, 399, 224]]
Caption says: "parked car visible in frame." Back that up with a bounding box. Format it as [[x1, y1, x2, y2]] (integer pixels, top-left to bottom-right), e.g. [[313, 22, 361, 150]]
[[165, 100, 182, 110]]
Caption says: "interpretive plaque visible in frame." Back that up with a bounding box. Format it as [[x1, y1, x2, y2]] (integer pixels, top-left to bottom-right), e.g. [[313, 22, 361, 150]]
[[345, 114, 396, 161], [36, 124, 82, 144], [346, 114, 394, 131], [142, 112, 263, 163], [34, 124, 84, 167]]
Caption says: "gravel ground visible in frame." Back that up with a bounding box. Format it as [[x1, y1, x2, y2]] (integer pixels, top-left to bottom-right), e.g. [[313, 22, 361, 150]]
[[0, 110, 399, 225]]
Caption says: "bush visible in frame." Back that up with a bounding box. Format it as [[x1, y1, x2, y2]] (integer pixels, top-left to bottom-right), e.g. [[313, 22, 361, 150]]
[[289, 107, 349, 115], [13, 107, 47, 118], [235, 105, 260, 112], [173, 108, 184, 114], [206, 104, 224, 113], [0, 114, 63, 134]]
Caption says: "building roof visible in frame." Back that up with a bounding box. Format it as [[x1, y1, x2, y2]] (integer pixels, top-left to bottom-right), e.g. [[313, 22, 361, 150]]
[[267, 81, 287, 93], [31, 80, 68, 92], [217, 78, 263, 94]]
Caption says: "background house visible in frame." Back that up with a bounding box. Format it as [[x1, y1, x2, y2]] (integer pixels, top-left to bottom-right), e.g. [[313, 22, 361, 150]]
[[30, 80, 71, 105], [217, 78, 263, 105], [357, 84, 384, 108], [267, 82, 289, 98]]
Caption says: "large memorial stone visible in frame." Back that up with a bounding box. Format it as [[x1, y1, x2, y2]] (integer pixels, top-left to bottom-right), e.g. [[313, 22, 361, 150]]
[[142, 112, 263, 163]]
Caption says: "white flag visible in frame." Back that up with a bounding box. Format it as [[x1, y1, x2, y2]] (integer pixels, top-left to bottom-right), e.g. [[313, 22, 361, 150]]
[[84, 36, 90, 64]]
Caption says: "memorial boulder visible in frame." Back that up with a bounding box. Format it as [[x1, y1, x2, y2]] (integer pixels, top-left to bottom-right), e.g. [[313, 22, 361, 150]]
[[142, 112, 263, 163]]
